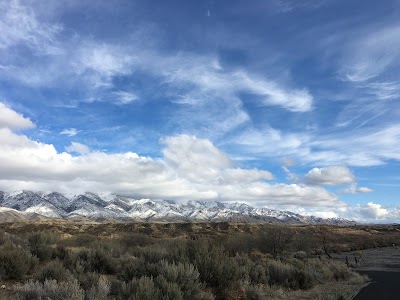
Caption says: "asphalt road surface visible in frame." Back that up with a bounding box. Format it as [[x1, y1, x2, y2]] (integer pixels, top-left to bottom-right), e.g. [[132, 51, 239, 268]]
[[353, 270, 400, 300], [334, 247, 400, 299]]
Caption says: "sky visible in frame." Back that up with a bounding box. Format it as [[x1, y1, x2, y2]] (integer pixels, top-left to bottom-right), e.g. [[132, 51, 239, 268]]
[[0, 0, 400, 223]]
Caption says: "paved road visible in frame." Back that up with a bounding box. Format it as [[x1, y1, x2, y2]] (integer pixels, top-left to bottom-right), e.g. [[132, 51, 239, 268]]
[[353, 270, 400, 300]]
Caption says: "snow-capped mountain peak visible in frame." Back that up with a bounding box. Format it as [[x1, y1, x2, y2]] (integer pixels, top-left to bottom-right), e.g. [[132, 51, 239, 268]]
[[0, 191, 356, 225]]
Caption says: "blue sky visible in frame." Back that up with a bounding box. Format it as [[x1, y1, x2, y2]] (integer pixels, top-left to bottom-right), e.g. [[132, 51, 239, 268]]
[[0, 0, 400, 222]]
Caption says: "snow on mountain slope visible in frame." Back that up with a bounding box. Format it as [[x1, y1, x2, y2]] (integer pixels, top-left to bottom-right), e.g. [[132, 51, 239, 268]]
[[0, 190, 356, 225], [0, 206, 19, 213], [41, 192, 72, 211], [0, 191, 4, 204], [25, 203, 63, 218], [3, 191, 52, 211]]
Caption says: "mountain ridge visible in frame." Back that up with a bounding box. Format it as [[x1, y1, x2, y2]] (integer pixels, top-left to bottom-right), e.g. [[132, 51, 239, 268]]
[[0, 190, 355, 225]]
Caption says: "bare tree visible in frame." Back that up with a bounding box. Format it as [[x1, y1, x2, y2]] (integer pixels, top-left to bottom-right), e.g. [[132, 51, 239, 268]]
[[262, 225, 293, 258], [315, 226, 334, 259]]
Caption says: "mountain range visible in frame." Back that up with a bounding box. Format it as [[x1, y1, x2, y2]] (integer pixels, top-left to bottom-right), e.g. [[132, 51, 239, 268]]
[[0, 191, 355, 225]]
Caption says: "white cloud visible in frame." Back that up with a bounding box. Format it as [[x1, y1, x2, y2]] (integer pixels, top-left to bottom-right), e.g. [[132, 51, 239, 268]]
[[350, 202, 389, 220], [339, 184, 373, 194], [74, 44, 135, 76], [162, 135, 274, 185], [237, 71, 313, 112], [142, 53, 313, 138], [293, 206, 341, 219], [224, 121, 400, 168], [0, 102, 34, 130], [0, 103, 341, 208], [0, 0, 313, 123], [340, 25, 400, 82], [112, 91, 138, 104], [60, 128, 79, 137], [162, 135, 233, 170], [356, 187, 374, 193], [304, 165, 355, 186], [365, 81, 400, 100], [66, 142, 90, 155], [72, 43, 137, 88], [300, 203, 400, 223], [221, 168, 274, 184], [163, 56, 313, 112], [0, 0, 62, 54], [231, 127, 311, 157], [274, 0, 329, 13], [282, 166, 299, 182]]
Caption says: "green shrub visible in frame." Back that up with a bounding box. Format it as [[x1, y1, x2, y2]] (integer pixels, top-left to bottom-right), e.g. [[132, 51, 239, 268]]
[[0, 242, 38, 279], [159, 260, 203, 299], [293, 251, 308, 261], [250, 264, 269, 285], [90, 248, 117, 274], [234, 254, 268, 284], [69, 248, 117, 274], [86, 275, 111, 300], [16, 279, 84, 300], [108, 277, 125, 298], [224, 234, 257, 256], [330, 261, 353, 281], [244, 284, 269, 300], [0, 229, 6, 246], [154, 276, 184, 300], [0, 225, 375, 299], [123, 276, 161, 300], [118, 255, 161, 281], [267, 259, 315, 290], [134, 244, 169, 263], [187, 239, 240, 297], [267, 260, 296, 288], [76, 271, 100, 292], [119, 233, 154, 248], [28, 232, 54, 261], [59, 233, 97, 249], [52, 244, 69, 260], [34, 259, 74, 283]]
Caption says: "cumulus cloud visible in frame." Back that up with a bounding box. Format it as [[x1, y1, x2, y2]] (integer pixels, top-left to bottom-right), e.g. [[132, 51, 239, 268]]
[[0, 102, 34, 129], [66, 142, 90, 155], [304, 165, 355, 186], [162, 135, 274, 184], [60, 128, 79, 137], [0, 103, 342, 208], [350, 202, 389, 221], [339, 184, 373, 194], [162, 135, 233, 180], [294, 203, 400, 223]]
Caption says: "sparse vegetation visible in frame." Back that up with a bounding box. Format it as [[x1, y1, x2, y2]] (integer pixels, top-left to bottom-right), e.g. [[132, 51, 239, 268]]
[[0, 222, 398, 299]]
